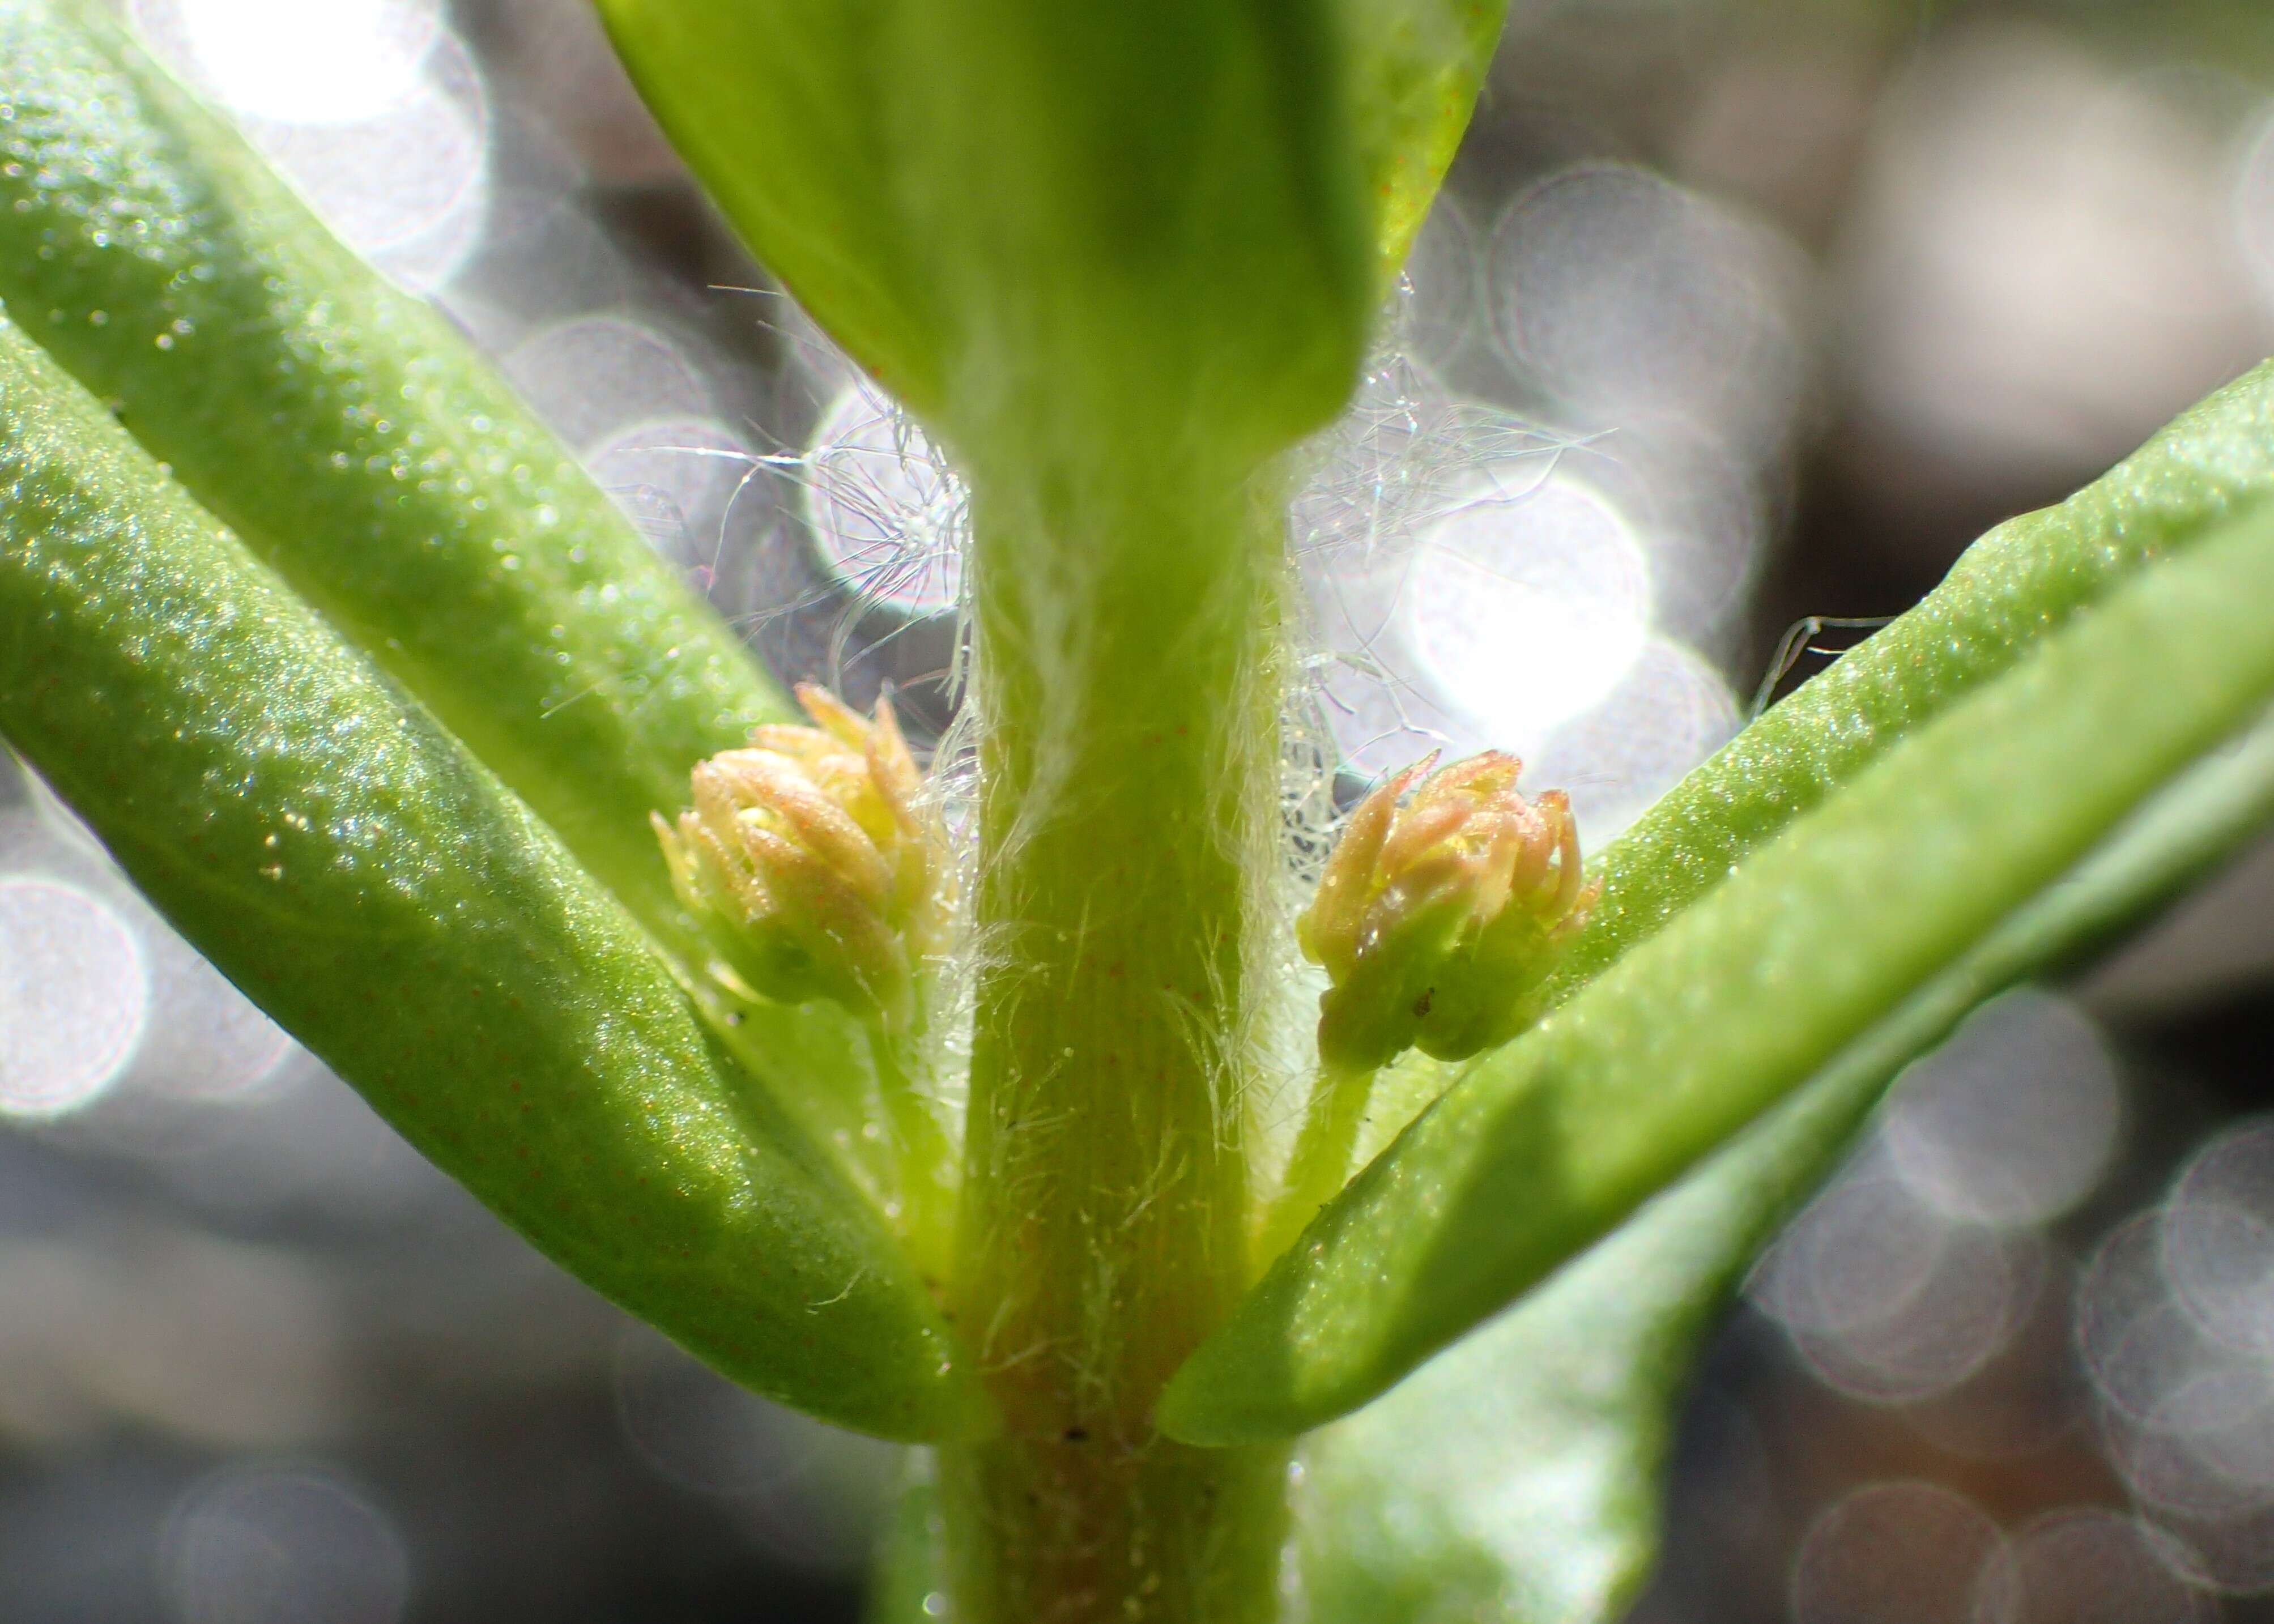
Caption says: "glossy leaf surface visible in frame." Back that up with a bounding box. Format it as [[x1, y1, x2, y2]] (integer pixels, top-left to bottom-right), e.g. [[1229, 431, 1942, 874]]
[[0, 2, 926, 1213], [1294, 717, 2274, 1621], [1541, 361, 2274, 1013], [1164, 489, 2274, 1442], [1302, 361, 2274, 1221], [0, 312, 976, 1442], [0, 0, 795, 958], [587, 0, 948, 415]]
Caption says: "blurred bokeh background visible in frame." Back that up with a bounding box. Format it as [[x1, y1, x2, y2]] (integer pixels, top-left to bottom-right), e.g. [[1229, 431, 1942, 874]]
[[5, 0, 2274, 1617]]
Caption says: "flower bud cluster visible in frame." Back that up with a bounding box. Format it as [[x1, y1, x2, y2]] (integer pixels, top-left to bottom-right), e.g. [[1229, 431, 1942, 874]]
[[653, 685, 949, 1030], [1297, 752, 1591, 1073]]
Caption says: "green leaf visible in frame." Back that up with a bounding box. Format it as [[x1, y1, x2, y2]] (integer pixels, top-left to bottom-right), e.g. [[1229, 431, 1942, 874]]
[[0, 1, 924, 1209], [1340, 0, 1508, 282], [1305, 360, 2274, 1255], [1293, 715, 2274, 1623], [1293, 1075, 1883, 1624], [585, 0, 950, 416], [1161, 491, 2274, 1443], [0, 310, 979, 1442], [0, 0, 793, 967], [597, 0, 1426, 475], [848, 722, 2274, 1607], [1543, 360, 2274, 1013], [1316, 360, 2274, 1199]]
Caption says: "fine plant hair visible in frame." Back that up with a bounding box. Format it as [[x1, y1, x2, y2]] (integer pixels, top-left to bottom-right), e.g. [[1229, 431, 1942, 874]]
[[6, 5, 2274, 1623]]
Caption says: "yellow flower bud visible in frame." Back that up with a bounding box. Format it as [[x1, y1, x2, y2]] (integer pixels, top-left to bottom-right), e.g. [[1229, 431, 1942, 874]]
[[653, 684, 950, 1029], [1298, 751, 1592, 1072]]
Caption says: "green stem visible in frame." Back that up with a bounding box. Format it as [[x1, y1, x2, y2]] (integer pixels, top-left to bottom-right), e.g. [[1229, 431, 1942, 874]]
[[870, 1015, 960, 1285], [940, 462, 1291, 1622], [1260, 1062, 1379, 1263]]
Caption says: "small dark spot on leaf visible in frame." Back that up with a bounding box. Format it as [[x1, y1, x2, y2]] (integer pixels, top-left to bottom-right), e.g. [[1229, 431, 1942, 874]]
[[1412, 988, 1434, 1018]]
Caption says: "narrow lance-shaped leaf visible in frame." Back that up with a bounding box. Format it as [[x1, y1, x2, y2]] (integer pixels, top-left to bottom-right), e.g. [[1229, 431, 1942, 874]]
[[853, 701, 2274, 1616], [0, 1, 921, 1205], [1294, 715, 2274, 1624], [1162, 493, 2274, 1442], [1273, 364, 2274, 1612], [1335, 359, 2274, 1210], [1541, 360, 2274, 1009], [0, 0, 795, 971], [0, 310, 978, 1443]]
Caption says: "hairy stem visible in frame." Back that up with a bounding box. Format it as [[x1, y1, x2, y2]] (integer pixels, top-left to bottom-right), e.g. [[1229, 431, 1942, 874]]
[[941, 461, 1291, 1622]]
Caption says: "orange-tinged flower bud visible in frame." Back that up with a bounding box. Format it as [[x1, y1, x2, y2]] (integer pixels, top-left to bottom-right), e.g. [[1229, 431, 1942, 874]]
[[654, 684, 949, 1029], [1297, 751, 1592, 1072]]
